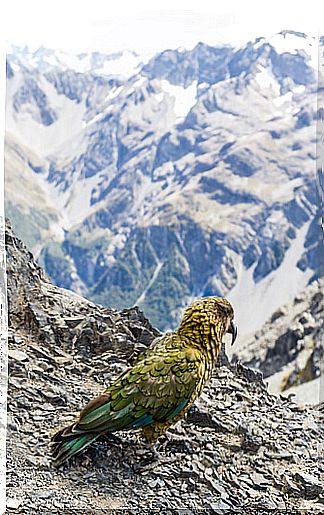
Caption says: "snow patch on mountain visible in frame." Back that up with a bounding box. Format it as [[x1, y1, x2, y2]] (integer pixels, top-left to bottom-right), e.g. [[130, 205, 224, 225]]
[[52, 50, 89, 72], [269, 32, 317, 69], [293, 85, 306, 95], [6, 70, 87, 157], [255, 65, 280, 95], [7, 44, 148, 79], [104, 85, 124, 102], [273, 91, 293, 107], [83, 104, 114, 128], [96, 50, 142, 78], [135, 260, 164, 305], [227, 221, 313, 341], [159, 80, 197, 119], [82, 85, 125, 128], [131, 170, 156, 218], [105, 230, 129, 265], [65, 174, 102, 227]]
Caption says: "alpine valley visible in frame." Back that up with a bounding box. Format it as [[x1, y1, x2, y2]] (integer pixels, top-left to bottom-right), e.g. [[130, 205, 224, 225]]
[[5, 31, 322, 335]]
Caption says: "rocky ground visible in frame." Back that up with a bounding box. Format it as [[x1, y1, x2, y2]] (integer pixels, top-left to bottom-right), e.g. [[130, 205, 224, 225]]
[[5, 222, 324, 513]]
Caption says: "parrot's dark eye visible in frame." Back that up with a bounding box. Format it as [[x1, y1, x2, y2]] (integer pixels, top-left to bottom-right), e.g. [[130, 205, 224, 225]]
[[218, 303, 233, 318]]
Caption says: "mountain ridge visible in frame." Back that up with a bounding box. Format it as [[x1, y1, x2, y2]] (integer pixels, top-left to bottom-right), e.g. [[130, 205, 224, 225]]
[[5, 30, 321, 331]]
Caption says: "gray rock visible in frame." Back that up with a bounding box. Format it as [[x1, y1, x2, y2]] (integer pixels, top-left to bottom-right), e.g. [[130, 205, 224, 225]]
[[208, 499, 232, 512], [8, 349, 28, 362], [294, 472, 323, 499], [6, 497, 22, 510]]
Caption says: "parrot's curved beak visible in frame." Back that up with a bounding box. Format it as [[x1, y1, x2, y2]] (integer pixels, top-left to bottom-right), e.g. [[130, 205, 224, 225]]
[[227, 320, 238, 345]]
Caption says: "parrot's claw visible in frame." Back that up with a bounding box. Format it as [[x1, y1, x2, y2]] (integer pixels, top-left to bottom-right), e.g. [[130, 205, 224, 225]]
[[157, 432, 193, 453], [142, 440, 160, 461], [132, 437, 160, 462]]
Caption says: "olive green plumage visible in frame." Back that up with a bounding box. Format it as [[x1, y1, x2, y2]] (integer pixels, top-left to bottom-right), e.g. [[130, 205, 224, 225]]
[[51, 296, 237, 466]]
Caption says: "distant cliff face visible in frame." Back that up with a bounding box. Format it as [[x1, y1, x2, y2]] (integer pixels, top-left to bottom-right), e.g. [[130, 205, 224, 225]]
[[234, 278, 323, 403], [6, 221, 324, 513], [5, 31, 321, 331]]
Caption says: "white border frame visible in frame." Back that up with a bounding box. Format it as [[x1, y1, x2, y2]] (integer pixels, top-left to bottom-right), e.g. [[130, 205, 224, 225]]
[[0, 37, 7, 515]]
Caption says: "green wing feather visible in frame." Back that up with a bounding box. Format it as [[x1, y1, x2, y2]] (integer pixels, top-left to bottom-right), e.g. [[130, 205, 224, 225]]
[[77, 334, 202, 431], [51, 334, 203, 465]]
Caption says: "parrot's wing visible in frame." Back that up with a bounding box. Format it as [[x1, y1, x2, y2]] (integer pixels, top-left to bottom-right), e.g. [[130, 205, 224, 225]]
[[133, 345, 201, 423], [76, 344, 202, 433]]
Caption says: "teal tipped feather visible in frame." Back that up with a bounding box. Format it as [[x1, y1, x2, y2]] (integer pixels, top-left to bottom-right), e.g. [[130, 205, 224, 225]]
[[51, 428, 99, 467]]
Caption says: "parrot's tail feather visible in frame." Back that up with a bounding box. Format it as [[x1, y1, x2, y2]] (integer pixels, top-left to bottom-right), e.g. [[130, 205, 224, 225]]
[[51, 424, 99, 467]]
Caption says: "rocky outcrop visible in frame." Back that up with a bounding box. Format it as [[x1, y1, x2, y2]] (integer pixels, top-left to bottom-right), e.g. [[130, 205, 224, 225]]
[[6, 222, 324, 513], [233, 278, 323, 402], [6, 219, 159, 360]]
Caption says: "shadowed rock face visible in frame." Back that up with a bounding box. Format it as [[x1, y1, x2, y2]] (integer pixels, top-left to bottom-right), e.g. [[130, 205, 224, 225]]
[[6, 221, 324, 513]]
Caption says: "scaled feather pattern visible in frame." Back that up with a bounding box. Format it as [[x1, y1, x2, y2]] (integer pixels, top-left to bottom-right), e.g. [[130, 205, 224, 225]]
[[51, 296, 237, 466]]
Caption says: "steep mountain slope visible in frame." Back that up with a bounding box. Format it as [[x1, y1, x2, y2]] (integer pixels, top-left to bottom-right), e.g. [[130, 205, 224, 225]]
[[233, 278, 323, 404], [5, 31, 321, 331], [6, 221, 324, 513], [4, 133, 64, 255]]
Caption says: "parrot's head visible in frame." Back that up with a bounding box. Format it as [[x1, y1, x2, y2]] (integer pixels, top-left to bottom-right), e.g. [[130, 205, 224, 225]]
[[178, 296, 237, 348]]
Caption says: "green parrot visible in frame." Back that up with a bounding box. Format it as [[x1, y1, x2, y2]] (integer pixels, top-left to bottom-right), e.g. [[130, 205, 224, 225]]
[[51, 296, 237, 466]]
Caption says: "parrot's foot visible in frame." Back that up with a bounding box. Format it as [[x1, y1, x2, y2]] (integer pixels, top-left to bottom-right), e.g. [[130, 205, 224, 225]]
[[131, 437, 184, 472], [135, 454, 179, 473], [157, 432, 193, 454], [132, 444, 161, 472], [134, 440, 160, 462], [131, 433, 159, 460]]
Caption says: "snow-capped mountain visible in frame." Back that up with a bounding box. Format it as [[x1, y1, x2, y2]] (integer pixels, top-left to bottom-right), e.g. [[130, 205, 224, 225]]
[[5, 31, 321, 332], [7, 43, 145, 78]]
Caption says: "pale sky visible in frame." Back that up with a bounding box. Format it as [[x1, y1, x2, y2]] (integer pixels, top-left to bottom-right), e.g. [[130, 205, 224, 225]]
[[2, 0, 323, 55]]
